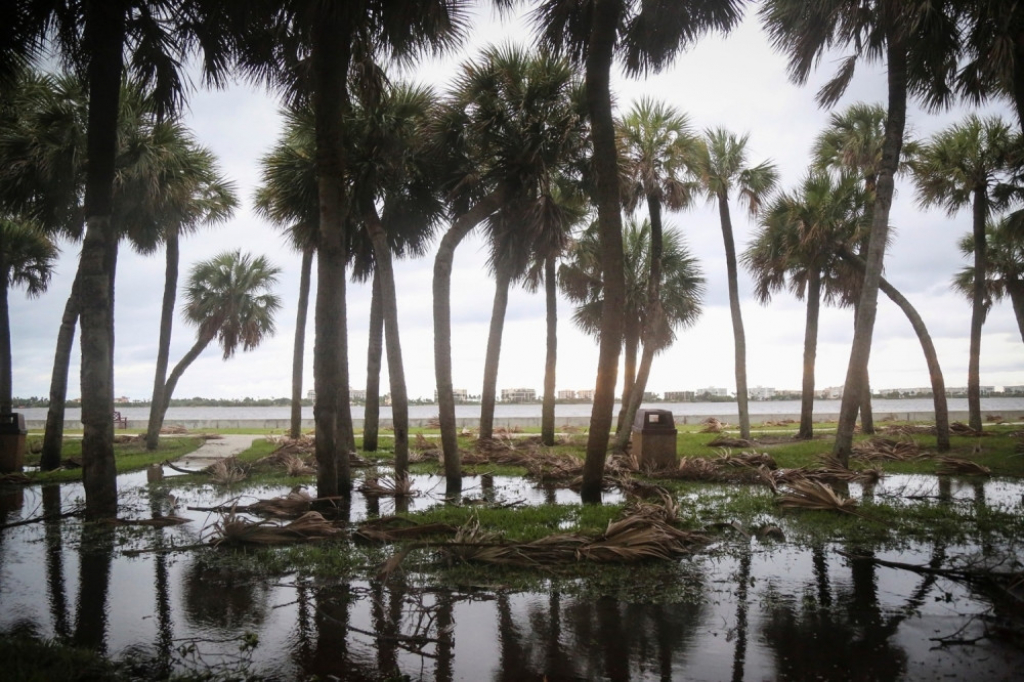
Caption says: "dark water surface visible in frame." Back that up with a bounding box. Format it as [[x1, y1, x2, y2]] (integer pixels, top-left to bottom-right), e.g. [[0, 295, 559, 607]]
[[1, 471, 1023, 680]]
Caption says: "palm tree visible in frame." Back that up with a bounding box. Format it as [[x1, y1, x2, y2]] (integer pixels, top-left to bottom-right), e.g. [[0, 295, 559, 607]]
[[691, 127, 778, 441], [154, 251, 281, 425], [910, 114, 1018, 432], [561, 218, 705, 431], [237, 1, 468, 500], [613, 97, 698, 450], [953, 217, 1024, 344], [0, 217, 58, 413], [1, 1, 246, 517], [430, 45, 587, 494], [743, 172, 863, 439], [761, 0, 962, 465], [528, 0, 745, 502], [957, 4, 1024, 134], [144, 124, 238, 450]]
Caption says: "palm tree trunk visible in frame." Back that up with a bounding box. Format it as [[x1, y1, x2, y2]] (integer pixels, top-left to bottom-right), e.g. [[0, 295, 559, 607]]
[[717, 191, 751, 439], [839, 247, 950, 451], [311, 13, 353, 499], [1012, 39, 1024, 135], [41, 268, 82, 470], [434, 186, 509, 496], [581, 0, 627, 504], [479, 261, 513, 440], [833, 37, 908, 465], [1007, 277, 1024, 343], [79, 2, 127, 519], [968, 187, 988, 432], [542, 256, 557, 446], [365, 209, 410, 478], [858, 362, 875, 434], [0, 262, 11, 415], [615, 193, 666, 451], [290, 247, 313, 439], [146, 226, 179, 451], [159, 334, 214, 420], [798, 269, 821, 439], [363, 270, 383, 451], [616, 327, 638, 434]]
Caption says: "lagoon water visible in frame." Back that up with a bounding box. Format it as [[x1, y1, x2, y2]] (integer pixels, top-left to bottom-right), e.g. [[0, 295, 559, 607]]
[[15, 396, 1024, 423]]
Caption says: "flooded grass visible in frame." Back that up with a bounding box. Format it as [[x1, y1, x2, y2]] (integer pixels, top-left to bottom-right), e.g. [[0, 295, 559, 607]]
[[2, 429, 1024, 679]]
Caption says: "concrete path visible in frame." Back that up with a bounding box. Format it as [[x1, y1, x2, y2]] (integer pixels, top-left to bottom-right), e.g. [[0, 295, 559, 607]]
[[175, 434, 264, 469]]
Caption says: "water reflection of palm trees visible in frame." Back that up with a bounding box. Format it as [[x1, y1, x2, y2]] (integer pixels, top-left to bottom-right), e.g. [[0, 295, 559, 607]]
[[73, 522, 115, 653], [42, 484, 70, 640]]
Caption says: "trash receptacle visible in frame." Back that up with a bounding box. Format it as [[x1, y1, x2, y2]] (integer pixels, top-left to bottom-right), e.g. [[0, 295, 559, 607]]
[[632, 409, 677, 469], [0, 412, 27, 473]]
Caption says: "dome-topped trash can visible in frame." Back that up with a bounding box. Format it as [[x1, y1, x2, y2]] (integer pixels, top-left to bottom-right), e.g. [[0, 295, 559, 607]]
[[631, 409, 677, 469], [0, 413, 27, 473]]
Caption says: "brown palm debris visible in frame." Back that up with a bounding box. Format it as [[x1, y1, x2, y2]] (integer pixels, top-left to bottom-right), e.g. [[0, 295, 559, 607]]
[[778, 480, 860, 514], [762, 419, 797, 427], [0, 472, 30, 484], [359, 476, 416, 498], [354, 516, 458, 543], [160, 424, 189, 434], [852, 437, 926, 461], [210, 510, 344, 546], [986, 414, 1004, 423], [707, 436, 753, 448], [950, 422, 987, 437], [699, 417, 727, 433], [249, 488, 315, 517], [935, 457, 991, 476], [116, 515, 191, 527], [113, 434, 140, 444], [208, 459, 247, 485], [427, 416, 441, 429], [813, 455, 883, 484], [265, 434, 315, 456], [617, 476, 670, 499], [622, 489, 679, 523], [713, 451, 778, 469], [880, 423, 935, 436], [493, 426, 522, 436]]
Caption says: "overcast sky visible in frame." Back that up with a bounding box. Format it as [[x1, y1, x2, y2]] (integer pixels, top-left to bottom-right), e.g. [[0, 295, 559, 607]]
[[10, 5, 1024, 403]]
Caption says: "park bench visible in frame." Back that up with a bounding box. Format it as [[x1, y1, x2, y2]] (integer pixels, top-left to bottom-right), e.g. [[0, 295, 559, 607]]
[[113, 411, 128, 429]]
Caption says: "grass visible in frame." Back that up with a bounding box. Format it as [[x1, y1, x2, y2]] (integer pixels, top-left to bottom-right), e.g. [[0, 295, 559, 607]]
[[0, 629, 119, 681], [20, 436, 204, 484]]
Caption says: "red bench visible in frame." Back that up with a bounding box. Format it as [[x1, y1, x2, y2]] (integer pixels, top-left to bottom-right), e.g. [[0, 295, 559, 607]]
[[113, 411, 128, 429]]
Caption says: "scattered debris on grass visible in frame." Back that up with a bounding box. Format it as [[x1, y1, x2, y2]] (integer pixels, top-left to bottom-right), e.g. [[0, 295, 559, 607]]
[[209, 510, 344, 546], [706, 436, 753, 448], [936, 457, 992, 476], [951, 422, 988, 437], [354, 516, 458, 543], [852, 437, 927, 461], [699, 417, 727, 433], [359, 476, 415, 498], [777, 479, 860, 515]]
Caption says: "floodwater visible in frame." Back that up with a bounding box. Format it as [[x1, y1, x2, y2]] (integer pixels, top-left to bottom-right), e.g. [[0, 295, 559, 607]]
[[1, 471, 1023, 680]]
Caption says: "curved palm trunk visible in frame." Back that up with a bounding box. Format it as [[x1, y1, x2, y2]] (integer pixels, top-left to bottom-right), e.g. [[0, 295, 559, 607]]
[[968, 187, 988, 432], [479, 262, 513, 440], [146, 226, 179, 451], [1008, 278, 1024, 343], [79, 2, 127, 519], [366, 209, 410, 478], [858, 362, 874, 434], [290, 247, 313, 439], [0, 263, 10, 414], [311, 15, 353, 499], [159, 333, 215, 418], [542, 256, 557, 446], [41, 268, 82, 470], [839, 247, 950, 451], [717, 191, 751, 439], [615, 194, 665, 452], [433, 187, 509, 496], [615, 329, 638, 434], [834, 38, 908, 465], [798, 269, 821, 439], [581, 0, 627, 504], [363, 270, 383, 451]]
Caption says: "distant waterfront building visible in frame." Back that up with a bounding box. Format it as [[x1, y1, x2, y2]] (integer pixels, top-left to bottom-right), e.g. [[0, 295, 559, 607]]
[[664, 391, 694, 402], [557, 389, 577, 400], [817, 386, 844, 400], [306, 390, 315, 402], [748, 386, 775, 401], [698, 387, 729, 398], [576, 389, 595, 401], [1004, 385, 1024, 395], [350, 389, 366, 402], [501, 387, 537, 403], [433, 388, 469, 403]]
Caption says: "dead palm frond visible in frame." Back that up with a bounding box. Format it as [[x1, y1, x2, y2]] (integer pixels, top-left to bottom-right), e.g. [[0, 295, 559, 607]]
[[208, 459, 247, 485], [986, 414, 1004, 423], [359, 476, 416, 498], [713, 450, 777, 469], [116, 515, 191, 527], [880, 423, 936, 436], [354, 516, 459, 543], [852, 437, 926, 461], [623, 489, 679, 523], [777, 480, 859, 515], [812, 456, 883, 484], [707, 436, 753, 448], [935, 457, 991, 476], [699, 417, 727, 433], [249, 488, 315, 517], [950, 422, 987, 437], [210, 510, 343, 546]]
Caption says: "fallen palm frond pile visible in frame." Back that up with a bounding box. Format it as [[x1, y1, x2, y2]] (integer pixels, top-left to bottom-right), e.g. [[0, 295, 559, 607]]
[[160, 424, 190, 434], [262, 437, 372, 469], [188, 489, 348, 519], [115, 515, 191, 527], [814, 456, 882, 483], [699, 417, 727, 433], [762, 419, 797, 427], [715, 451, 777, 469], [354, 516, 459, 543], [951, 422, 987, 437], [777, 479, 860, 515], [706, 436, 753, 448], [852, 437, 927, 461], [359, 476, 415, 498], [986, 414, 1004, 423], [410, 433, 441, 462], [209, 510, 344, 546], [880, 423, 935, 436], [936, 457, 991, 476]]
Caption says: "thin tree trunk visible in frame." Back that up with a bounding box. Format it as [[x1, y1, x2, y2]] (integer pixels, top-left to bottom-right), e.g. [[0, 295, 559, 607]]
[[615, 193, 665, 451], [718, 191, 751, 439], [336, 272, 355, 462], [854, 205, 875, 435], [433, 187, 509, 496], [160, 334, 214, 419], [542, 256, 557, 446], [41, 268, 82, 470], [479, 262, 513, 440], [290, 247, 313, 439], [146, 226, 179, 451], [581, 0, 626, 504], [968, 187, 988, 432], [0, 265, 10, 414], [834, 37, 908, 465], [79, 2, 126, 519], [1007, 278, 1024, 343], [859, 362, 874, 434], [798, 269, 821, 439], [615, 329, 638, 435], [363, 269, 383, 451], [365, 208, 410, 478], [311, 13, 352, 499], [839, 247, 950, 451]]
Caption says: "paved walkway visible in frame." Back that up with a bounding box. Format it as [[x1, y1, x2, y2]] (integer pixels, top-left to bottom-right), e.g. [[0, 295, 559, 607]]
[[176, 434, 263, 469]]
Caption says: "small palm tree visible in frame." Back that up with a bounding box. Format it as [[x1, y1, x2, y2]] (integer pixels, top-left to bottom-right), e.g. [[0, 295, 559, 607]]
[[691, 127, 778, 440], [152, 251, 281, 432], [0, 217, 57, 413], [953, 217, 1024, 345], [910, 114, 1019, 431]]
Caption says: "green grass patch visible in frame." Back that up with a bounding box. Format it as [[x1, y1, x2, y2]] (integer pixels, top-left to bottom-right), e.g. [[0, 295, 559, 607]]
[[0, 630, 119, 681], [395, 502, 623, 543], [22, 436, 203, 484]]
